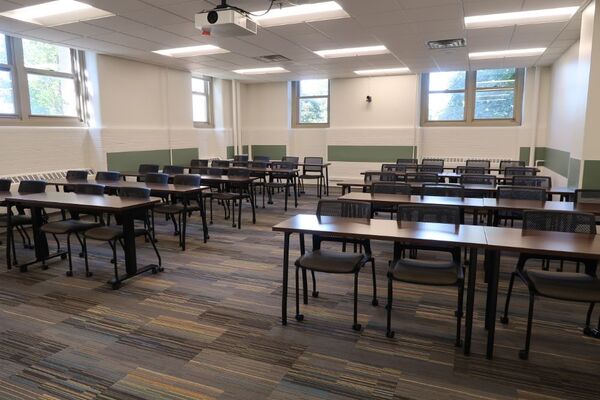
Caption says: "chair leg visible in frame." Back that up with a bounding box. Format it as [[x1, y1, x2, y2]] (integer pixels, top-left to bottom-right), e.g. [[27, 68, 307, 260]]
[[111, 240, 119, 284], [74, 233, 84, 257], [83, 236, 92, 277], [584, 303, 596, 336], [456, 277, 465, 347], [519, 291, 536, 360], [295, 266, 303, 321], [147, 232, 162, 270], [311, 270, 318, 297], [370, 259, 378, 306], [65, 233, 73, 276], [386, 274, 394, 338], [501, 271, 517, 324], [352, 272, 361, 331], [238, 197, 242, 229]]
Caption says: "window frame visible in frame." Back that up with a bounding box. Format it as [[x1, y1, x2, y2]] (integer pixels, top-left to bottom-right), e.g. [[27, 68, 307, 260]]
[[0, 35, 86, 126], [292, 79, 330, 128], [192, 76, 213, 128], [420, 68, 524, 127]]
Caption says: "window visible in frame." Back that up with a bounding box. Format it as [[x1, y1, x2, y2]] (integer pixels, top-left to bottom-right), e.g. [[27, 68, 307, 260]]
[[0, 34, 84, 124], [293, 79, 329, 127], [421, 68, 524, 126], [192, 77, 212, 127]]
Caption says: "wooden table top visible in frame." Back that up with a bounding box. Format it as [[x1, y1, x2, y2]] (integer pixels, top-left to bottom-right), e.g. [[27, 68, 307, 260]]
[[46, 178, 209, 193], [339, 192, 485, 207], [272, 214, 488, 246], [482, 198, 600, 214], [199, 175, 259, 183], [4, 192, 160, 212]]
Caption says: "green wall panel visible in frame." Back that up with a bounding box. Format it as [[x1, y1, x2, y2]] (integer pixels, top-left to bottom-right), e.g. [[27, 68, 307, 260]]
[[107, 149, 170, 172], [534, 147, 546, 162], [519, 147, 530, 164], [582, 160, 600, 189], [172, 148, 198, 166], [242, 145, 249, 154], [226, 146, 234, 159], [251, 145, 286, 160], [328, 145, 415, 162], [534, 147, 569, 177], [568, 158, 581, 188]]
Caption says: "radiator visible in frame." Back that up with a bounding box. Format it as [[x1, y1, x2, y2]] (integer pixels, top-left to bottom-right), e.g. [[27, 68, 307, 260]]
[[0, 168, 95, 184]]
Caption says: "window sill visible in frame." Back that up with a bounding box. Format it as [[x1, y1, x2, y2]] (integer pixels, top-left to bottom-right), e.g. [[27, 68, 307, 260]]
[[0, 115, 86, 127], [421, 119, 521, 127], [194, 122, 214, 128], [292, 123, 330, 129]]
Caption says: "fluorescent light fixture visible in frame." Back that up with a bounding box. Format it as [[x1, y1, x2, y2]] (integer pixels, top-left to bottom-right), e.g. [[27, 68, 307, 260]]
[[153, 45, 229, 58], [354, 67, 411, 76], [465, 7, 579, 29], [254, 1, 349, 27], [314, 45, 389, 59], [233, 67, 289, 75], [469, 48, 546, 60], [0, 0, 114, 27]]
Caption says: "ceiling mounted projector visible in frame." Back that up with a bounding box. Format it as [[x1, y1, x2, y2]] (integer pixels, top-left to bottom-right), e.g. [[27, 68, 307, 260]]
[[195, 1, 257, 37]]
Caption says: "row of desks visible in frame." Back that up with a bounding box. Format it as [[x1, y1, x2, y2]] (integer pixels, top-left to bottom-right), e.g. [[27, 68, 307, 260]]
[[272, 214, 600, 360]]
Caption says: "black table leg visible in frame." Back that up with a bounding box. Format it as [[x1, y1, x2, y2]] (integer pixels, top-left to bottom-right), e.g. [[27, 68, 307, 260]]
[[282, 232, 290, 325], [181, 202, 188, 250], [464, 247, 478, 356], [485, 249, 500, 359], [197, 193, 209, 242]]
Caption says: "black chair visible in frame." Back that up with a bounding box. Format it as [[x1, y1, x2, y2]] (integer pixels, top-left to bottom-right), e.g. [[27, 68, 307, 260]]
[[249, 161, 268, 208], [500, 160, 526, 173], [40, 184, 105, 276], [371, 182, 411, 219], [253, 155, 271, 163], [209, 167, 255, 229], [282, 156, 299, 167], [505, 166, 538, 178], [419, 165, 444, 174], [575, 189, 600, 205], [465, 159, 490, 170], [387, 204, 464, 347], [162, 165, 185, 175], [422, 158, 445, 167], [266, 162, 298, 211], [501, 210, 599, 359], [83, 187, 160, 288], [404, 173, 439, 183], [0, 179, 11, 191], [96, 171, 121, 181], [294, 200, 376, 330], [64, 170, 88, 192], [190, 159, 209, 174], [456, 166, 486, 175], [144, 173, 169, 184], [137, 164, 159, 182], [364, 172, 397, 184], [381, 163, 402, 172], [422, 184, 464, 198], [512, 175, 552, 188], [299, 157, 325, 198], [233, 154, 249, 162], [495, 186, 547, 226], [459, 174, 497, 186], [397, 158, 418, 165], [232, 161, 249, 167], [211, 160, 230, 169]]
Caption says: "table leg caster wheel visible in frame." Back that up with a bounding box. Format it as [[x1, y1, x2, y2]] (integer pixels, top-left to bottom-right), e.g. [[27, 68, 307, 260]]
[[386, 330, 395, 338], [61, 254, 67, 260], [352, 324, 362, 331], [151, 267, 158, 274], [518, 350, 529, 360], [111, 282, 121, 290], [372, 299, 379, 306], [66, 271, 73, 277], [86, 272, 93, 277], [500, 316, 509, 325], [312, 291, 319, 298], [295, 314, 304, 322], [41, 264, 48, 270]]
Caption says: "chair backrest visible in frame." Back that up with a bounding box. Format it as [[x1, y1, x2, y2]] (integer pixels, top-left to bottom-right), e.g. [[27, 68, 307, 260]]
[[523, 210, 597, 234], [96, 171, 121, 181], [499, 160, 526, 172], [371, 182, 411, 195], [303, 156, 323, 173], [512, 175, 551, 188], [456, 166, 486, 175], [227, 167, 250, 177], [364, 172, 397, 183], [504, 166, 537, 177], [207, 167, 223, 175], [422, 158, 444, 167], [138, 164, 159, 174], [144, 172, 169, 184], [74, 183, 105, 195], [119, 187, 151, 199], [575, 189, 600, 204], [66, 170, 88, 180], [162, 165, 185, 175], [397, 158, 417, 165], [422, 184, 464, 198], [0, 179, 11, 191], [465, 160, 490, 169], [396, 204, 461, 224], [497, 186, 546, 201], [381, 163, 401, 172], [282, 156, 299, 166], [233, 154, 249, 162], [253, 155, 270, 163], [459, 174, 497, 186], [190, 159, 209, 167], [211, 160, 230, 168], [18, 180, 47, 194], [233, 161, 249, 167], [173, 174, 201, 186], [250, 161, 268, 169], [419, 165, 444, 173], [272, 162, 294, 179], [316, 200, 371, 219], [405, 172, 439, 183]]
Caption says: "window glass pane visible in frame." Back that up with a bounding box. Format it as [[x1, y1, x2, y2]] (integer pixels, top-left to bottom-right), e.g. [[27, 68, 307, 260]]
[[28, 74, 77, 116], [299, 79, 328, 97], [429, 71, 466, 91], [192, 78, 206, 94], [428, 93, 465, 121], [476, 68, 516, 89], [23, 39, 72, 73], [0, 34, 7, 65], [193, 93, 208, 122], [0, 70, 15, 114], [474, 90, 515, 119], [299, 98, 328, 123]]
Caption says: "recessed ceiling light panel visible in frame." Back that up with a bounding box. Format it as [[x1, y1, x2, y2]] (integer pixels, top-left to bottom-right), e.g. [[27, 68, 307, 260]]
[[354, 67, 411, 76], [0, 0, 114, 27], [469, 48, 546, 60], [153, 45, 229, 58], [254, 1, 349, 27], [314, 45, 389, 59], [233, 67, 289, 75], [465, 7, 578, 29]]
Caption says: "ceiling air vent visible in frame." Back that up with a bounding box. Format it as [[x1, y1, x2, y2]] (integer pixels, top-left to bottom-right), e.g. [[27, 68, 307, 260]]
[[253, 54, 291, 63], [426, 38, 466, 49]]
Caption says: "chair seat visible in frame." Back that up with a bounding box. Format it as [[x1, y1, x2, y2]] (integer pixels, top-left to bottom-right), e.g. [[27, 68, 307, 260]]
[[84, 226, 146, 241], [154, 203, 200, 214], [41, 220, 102, 234], [212, 192, 245, 200], [526, 270, 600, 302], [391, 258, 462, 285], [295, 249, 367, 273], [8, 215, 32, 226], [300, 174, 322, 179]]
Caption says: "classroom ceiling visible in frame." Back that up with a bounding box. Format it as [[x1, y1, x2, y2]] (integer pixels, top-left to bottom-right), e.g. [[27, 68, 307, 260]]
[[0, 0, 589, 81]]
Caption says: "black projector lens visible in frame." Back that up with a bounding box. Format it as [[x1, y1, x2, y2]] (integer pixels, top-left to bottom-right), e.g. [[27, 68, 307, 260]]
[[207, 11, 219, 24]]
